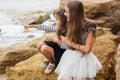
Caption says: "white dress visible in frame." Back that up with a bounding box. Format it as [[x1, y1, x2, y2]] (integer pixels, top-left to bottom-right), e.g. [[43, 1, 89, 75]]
[[55, 49, 102, 80]]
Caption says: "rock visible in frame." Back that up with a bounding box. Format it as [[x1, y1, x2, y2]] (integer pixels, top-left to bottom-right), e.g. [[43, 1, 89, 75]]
[[29, 13, 50, 24], [92, 33, 118, 80], [85, 0, 120, 34], [111, 26, 120, 35], [6, 54, 57, 80], [5, 32, 56, 79], [27, 35, 34, 38], [0, 74, 6, 80], [0, 46, 38, 74], [116, 31, 120, 36], [0, 32, 55, 74], [115, 44, 120, 80], [59, 0, 120, 34], [96, 27, 105, 37], [6, 31, 119, 80]]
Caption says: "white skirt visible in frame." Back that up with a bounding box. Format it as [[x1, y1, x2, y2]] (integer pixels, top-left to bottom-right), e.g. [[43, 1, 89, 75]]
[[55, 49, 102, 80]]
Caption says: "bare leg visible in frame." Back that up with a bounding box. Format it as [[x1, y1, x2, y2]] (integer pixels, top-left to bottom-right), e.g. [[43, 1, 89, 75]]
[[37, 41, 55, 64], [40, 45, 55, 64]]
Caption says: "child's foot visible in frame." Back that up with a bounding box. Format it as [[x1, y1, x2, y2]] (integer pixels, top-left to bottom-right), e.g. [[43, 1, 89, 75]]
[[44, 63, 55, 75], [40, 60, 49, 68]]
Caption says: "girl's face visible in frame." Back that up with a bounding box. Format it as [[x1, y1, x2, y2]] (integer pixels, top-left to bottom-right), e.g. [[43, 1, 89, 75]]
[[64, 5, 70, 21], [55, 16, 61, 27]]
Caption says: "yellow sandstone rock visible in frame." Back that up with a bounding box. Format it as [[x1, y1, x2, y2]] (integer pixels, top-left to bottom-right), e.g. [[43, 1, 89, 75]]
[[6, 54, 57, 80], [6, 31, 120, 80]]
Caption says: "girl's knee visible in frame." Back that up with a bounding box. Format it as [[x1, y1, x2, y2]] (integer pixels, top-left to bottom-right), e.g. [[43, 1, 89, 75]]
[[37, 41, 46, 50], [41, 45, 54, 54], [40, 45, 48, 53]]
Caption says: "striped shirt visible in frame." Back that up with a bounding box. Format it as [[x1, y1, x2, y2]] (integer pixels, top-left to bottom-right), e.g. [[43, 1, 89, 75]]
[[60, 42, 70, 49], [38, 24, 69, 49], [38, 24, 56, 32]]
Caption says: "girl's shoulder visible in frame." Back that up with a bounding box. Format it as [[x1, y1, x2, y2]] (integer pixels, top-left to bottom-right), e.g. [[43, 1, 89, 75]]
[[85, 19, 97, 36], [86, 20, 96, 29]]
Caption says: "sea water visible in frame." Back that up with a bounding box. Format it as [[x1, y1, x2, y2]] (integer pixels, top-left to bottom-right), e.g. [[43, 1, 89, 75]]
[[0, 0, 59, 48]]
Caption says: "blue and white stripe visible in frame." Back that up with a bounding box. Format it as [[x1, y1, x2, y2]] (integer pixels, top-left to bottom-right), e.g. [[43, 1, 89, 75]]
[[38, 24, 56, 32], [60, 42, 70, 49]]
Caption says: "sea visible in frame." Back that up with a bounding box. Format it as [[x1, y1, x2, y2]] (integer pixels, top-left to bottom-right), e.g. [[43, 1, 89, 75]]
[[0, 0, 59, 48]]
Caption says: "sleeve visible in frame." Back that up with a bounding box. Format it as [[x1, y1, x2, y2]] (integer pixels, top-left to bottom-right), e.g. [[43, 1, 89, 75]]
[[88, 22, 96, 37], [38, 24, 56, 32], [60, 42, 70, 49]]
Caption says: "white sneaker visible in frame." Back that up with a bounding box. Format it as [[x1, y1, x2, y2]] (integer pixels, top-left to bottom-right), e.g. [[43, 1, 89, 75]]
[[40, 60, 49, 68], [44, 63, 55, 75]]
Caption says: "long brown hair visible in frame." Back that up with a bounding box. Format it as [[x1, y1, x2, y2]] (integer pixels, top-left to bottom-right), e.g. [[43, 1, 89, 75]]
[[55, 9, 67, 38], [66, 0, 86, 44]]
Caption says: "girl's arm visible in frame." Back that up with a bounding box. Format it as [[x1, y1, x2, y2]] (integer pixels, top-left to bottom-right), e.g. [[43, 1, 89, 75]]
[[24, 24, 38, 29], [24, 24, 56, 32], [61, 30, 94, 54]]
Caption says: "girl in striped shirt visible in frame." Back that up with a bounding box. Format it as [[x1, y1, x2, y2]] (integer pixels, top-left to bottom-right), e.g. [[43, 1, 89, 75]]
[[24, 9, 68, 75]]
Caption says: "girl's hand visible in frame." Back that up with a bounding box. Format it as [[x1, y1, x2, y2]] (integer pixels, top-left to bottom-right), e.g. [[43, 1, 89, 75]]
[[53, 36, 61, 45], [24, 25, 31, 29], [61, 36, 70, 45]]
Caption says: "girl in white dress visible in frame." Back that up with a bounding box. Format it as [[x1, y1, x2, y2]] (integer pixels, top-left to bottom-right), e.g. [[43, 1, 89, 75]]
[[55, 0, 102, 80]]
